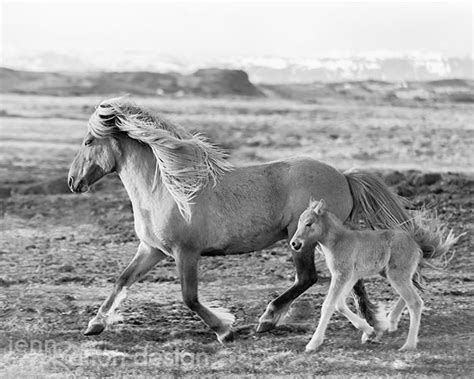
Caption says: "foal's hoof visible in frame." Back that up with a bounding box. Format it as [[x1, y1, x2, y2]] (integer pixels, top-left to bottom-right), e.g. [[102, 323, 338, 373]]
[[399, 344, 417, 352], [256, 321, 275, 333], [388, 323, 398, 333], [305, 342, 322, 353], [84, 322, 106, 336]]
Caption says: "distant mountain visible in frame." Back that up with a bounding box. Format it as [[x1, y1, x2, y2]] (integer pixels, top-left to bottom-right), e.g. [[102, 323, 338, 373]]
[[0, 67, 263, 97], [2, 51, 472, 83], [230, 56, 473, 83]]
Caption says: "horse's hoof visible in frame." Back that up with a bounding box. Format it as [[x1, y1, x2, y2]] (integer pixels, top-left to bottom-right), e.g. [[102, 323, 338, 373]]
[[217, 329, 234, 343], [361, 330, 373, 344], [362, 329, 384, 344], [84, 322, 106, 336], [256, 321, 275, 333]]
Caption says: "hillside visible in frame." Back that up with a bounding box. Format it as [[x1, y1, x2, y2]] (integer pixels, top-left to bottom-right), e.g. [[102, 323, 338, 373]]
[[261, 79, 474, 103], [1, 67, 473, 103], [0, 67, 263, 97]]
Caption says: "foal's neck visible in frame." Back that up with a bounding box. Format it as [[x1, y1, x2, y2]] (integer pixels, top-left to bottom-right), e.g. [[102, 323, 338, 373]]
[[318, 212, 348, 249]]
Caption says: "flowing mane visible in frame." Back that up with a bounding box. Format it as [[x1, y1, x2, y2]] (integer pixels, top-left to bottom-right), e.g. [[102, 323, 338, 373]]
[[88, 96, 232, 221]]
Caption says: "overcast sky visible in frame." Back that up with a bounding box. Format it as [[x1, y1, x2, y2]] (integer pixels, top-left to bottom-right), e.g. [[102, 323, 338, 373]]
[[1, 0, 472, 60]]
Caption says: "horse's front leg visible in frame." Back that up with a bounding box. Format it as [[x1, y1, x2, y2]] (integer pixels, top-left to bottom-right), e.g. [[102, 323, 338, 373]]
[[175, 250, 235, 343], [257, 245, 318, 332], [84, 241, 167, 335]]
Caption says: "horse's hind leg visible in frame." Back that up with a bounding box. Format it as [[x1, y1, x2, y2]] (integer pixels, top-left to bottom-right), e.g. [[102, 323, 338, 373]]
[[257, 244, 318, 333], [84, 242, 167, 335], [175, 250, 235, 343], [387, 271, 423, 351], [352, 280, 379, 331], [387, 297, 406, 332]]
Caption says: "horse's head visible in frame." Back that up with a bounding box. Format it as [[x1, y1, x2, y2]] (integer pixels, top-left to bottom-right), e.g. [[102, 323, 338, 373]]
[[68, 132, 120, 193], [290, 198, 327, 252]]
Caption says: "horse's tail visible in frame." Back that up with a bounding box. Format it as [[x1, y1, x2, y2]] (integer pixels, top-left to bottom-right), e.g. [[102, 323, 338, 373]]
[[344, 169, 413, 332], [409, 209, 463, 262], [344, 169, 412, 230]]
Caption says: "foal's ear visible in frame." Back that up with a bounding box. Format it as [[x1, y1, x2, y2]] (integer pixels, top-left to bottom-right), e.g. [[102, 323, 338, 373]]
[[314, 199, 326, 215]]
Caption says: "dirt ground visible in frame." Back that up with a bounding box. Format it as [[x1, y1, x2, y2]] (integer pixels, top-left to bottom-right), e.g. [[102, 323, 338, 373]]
[[0, 94, 473, 377]]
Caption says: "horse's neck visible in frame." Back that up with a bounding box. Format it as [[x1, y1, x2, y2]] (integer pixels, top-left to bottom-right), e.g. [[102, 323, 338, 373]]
[[116, 138, 166, 208], [319, 212, 347, 249]]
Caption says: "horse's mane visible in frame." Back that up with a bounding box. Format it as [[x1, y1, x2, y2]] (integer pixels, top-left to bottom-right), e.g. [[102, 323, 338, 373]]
[[88, 96, 232, 221]]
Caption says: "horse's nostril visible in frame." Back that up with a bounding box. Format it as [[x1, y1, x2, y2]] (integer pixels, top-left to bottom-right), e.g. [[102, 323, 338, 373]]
[[68, 176, 74, 188]]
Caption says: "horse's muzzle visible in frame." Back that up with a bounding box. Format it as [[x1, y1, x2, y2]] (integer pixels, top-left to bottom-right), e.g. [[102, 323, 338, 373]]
[[68, 175, 86, 193]]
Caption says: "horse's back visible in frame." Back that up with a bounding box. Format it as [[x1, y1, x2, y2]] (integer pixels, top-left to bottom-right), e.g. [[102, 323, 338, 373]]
[[283, 158, 352, 222], [224, 157, 353, 223]]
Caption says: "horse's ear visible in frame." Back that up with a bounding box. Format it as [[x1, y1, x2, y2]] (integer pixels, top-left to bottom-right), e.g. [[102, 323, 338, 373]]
[[309, 197, 317, 208], [97, 102, 119, 128]]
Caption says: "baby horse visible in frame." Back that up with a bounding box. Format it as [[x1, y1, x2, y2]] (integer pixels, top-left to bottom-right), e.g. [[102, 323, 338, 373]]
[[290, 198, 457, 352]]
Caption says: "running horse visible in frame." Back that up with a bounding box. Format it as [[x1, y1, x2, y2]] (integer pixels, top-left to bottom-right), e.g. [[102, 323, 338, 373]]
[[68, 97, 411, 342]]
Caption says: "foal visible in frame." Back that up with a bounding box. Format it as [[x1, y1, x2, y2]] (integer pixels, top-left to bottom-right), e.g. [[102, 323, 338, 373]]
[[290, 199, 425, 352]]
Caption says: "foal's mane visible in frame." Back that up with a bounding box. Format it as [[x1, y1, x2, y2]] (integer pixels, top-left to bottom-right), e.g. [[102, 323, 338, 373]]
[[88, 97, 232, 221]]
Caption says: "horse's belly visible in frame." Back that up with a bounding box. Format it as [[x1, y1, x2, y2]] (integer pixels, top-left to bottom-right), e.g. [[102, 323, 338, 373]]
[[222, 229, 287, 254]]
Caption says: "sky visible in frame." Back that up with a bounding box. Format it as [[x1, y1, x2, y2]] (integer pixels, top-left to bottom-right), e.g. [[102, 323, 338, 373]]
[[1, 0, 473, 62]]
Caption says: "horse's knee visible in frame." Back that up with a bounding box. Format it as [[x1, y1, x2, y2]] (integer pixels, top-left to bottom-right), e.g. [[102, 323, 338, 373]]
[[183, 295, 200, 311], [295, 266, 318, 287]]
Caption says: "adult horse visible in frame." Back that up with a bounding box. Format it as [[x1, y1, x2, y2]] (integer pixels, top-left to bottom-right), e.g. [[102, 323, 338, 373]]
[[68, 97, 410, 342]]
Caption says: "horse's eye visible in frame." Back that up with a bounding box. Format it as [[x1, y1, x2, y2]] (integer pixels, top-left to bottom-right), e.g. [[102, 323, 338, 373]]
[[305, 223, 312, 227], [84, 138, 93, 146]]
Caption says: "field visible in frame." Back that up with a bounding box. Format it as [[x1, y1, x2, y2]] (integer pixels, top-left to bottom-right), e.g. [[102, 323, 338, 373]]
[[1, 94, 473, 377]]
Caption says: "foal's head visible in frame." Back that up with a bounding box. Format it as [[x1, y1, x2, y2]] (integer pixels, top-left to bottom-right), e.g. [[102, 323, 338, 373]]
[[290, 198, 327, 252]]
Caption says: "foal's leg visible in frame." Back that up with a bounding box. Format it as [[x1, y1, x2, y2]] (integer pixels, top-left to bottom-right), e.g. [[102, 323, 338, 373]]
[[306, 274, 348, 352], [84, 242, 167, 335], [387, 297, 406, 332], [334, 280, 376, 343], [257, 244, 318, 332], [175, 250, 235, 343], [387, 271, 423, 351]]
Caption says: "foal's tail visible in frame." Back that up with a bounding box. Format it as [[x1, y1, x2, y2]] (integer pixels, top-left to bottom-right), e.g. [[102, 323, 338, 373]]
[[409, 209, 463, 262], [344, 170, 413, 331], [343, 169, 463, 260]]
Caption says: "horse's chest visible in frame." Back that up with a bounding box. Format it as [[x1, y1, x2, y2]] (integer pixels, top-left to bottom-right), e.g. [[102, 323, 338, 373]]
[[133, 207, 174, 255]]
